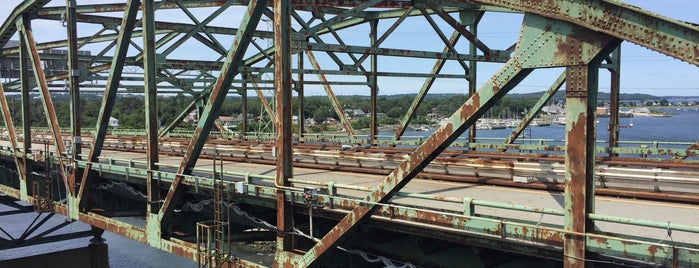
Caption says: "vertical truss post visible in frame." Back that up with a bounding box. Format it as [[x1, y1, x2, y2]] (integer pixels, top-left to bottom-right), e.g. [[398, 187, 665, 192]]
[[18, 24, 33, 198], [159, 0, 268, 235], [273, 0, 295, 264], [17, 15, 69, 194], [563, 64, 598, 267], [607, 46, 621, 153], [78, 0, 141, 209], [142, 0, 162, 247], [463, 11, 483, 145], [241, 86, 248, 136], [369, 20, 378, 146], [66, 0, 82, 196], [298, 51, 304, 139]]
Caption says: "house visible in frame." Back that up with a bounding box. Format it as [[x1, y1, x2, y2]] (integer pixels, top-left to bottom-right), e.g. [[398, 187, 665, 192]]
[[108, 117, 119, 127], [353, 109, 366, 117], [184, 111, 198, 125]]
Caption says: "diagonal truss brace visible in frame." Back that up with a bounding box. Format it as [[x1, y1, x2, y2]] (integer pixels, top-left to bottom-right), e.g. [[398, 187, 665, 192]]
[[504, 71, 566, 145], [158, 0, 269, 234], [77, 0, 141, 207], [295, 13, 619, 266], [16, 16, 69, 194]]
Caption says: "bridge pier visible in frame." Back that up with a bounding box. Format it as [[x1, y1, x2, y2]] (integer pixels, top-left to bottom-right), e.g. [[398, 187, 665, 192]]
[[0, 240, 108, 268]]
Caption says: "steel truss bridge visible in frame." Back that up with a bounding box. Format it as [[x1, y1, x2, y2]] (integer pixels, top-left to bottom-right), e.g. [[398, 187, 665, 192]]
[[0, 0, 698, 267]]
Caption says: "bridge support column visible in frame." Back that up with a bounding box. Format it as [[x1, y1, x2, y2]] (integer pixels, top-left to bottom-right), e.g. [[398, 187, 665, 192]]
[[607, 46, 621, 153], [563, 64, 598, 267], [89, 227, 109, 268], [274, 0, 295, 265]]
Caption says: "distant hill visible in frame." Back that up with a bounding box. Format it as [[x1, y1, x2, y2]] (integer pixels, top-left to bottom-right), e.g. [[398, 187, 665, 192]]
[[378, 91, 662, 101], [503, 91, 660, 101]]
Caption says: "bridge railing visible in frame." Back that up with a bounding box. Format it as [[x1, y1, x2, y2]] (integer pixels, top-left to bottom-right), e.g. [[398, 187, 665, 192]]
[[2, 128, 697, 160], [62, 154, 699, 266]]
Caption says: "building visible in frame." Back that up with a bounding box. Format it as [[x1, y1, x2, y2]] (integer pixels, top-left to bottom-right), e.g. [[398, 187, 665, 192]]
[[108, 117, 119, 127], [1, 40, 91, 80]]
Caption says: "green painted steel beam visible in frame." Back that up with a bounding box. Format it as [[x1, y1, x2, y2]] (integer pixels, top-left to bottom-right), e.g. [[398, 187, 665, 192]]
[[62, 156, 699, 266], [17, 16, 70, 194], [77, 0, 141, 207], [297, 42, 533, 268], [470, 0, 699, 66], [504, 72, 565, 145], [0, 84, 29, 200], [158, 0, 269, 235], [394, 30, 461, 140], [0, 0, 51, 49], [305, 50, 357, 140], [160, 2, 231, 57], [274, 0, 295, 260], [295, 41, 509, 62], [0, 29, 172, 57]]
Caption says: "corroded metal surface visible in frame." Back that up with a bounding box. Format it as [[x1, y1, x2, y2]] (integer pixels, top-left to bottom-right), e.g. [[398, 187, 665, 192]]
[[0, 0, 697, 267]]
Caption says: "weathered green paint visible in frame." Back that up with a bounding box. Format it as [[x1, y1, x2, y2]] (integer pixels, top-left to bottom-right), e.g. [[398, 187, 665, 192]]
[[17, 17, 69, 195], [394, 31, 461, 140], [78, 0, 141, 207], [471, 0, 699, 67], [504, 72, 565, 145], [158, 0, 269, 235], [304, 50, 357, 140]]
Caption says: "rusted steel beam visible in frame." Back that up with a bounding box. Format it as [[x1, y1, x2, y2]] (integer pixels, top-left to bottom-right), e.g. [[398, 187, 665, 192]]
[[469, 0, 699, 67], [241, 86, 248, 136], [607, 46, 621, 152], [0, 84, 29, 199], [369, 20, 378, 146], [351, 8, 412, 68], [158, 0, 269, 235], [78, 0, 141, 207], [274, 0, 295, 264], [304, 50, 357, 140], [563, 64, 598, 268], [463, 10, 483, 146], [254, 87, 277, 123], [394, 31, 460, 140], [297, 52, 305, 138], [19, 32, 32, 198], [504, 72, 565, 145], [0, 0, 51, 49], [16, 16, 69, 194], [66, 0, 83, 198], [423, 0, 492, 57], [298, 57, 532, 267], [142, 0, 160, 213]]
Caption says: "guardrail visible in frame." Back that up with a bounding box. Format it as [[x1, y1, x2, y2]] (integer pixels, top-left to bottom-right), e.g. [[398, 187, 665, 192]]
[[2, 128, 697, 160], [70, 155, 699, 266]]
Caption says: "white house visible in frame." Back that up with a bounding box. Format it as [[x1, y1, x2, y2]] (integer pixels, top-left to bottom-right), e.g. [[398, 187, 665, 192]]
[[108, 116, 119, 127]]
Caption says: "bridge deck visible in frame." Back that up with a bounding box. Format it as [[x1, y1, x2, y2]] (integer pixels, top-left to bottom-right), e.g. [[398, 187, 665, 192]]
[[104, 147, 699, 244]]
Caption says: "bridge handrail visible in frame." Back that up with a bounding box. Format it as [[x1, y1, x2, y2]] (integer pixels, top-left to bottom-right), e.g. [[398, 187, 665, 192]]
[[69, 155, 699, 236]]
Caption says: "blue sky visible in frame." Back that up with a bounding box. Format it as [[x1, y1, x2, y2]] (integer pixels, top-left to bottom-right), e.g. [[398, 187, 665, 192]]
[[1, 0, 697, 96]]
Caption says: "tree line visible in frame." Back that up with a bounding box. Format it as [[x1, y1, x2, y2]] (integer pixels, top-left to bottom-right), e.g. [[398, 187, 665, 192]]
[[0, 93, 556, 130]]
